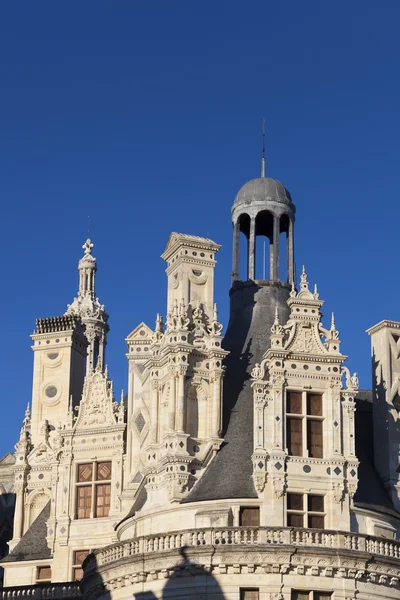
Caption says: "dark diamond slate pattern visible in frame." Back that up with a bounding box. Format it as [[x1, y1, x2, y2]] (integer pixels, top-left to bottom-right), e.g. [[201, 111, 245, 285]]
[[1, 502, 51, 563]]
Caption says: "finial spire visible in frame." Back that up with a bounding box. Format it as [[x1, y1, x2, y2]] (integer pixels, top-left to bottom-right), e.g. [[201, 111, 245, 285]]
[[261, 119, 266, 178], [300, 265, 309, 292], [83, 238, 94, 256]]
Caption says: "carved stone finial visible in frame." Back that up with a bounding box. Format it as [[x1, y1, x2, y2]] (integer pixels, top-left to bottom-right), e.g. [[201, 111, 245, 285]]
[[82, 238, 94, 256], [213, 303, 218, 321], [120, 389, 124, 403], [96, 354, 103, 373], [271, 308, 284, 335], [24, 402, 31, 425], [329, 312, 340, 341], [155, 313, 163, 333], [313, 284, 319, 299], [300, 265, 309, 291], [290, 281, 297, 298]]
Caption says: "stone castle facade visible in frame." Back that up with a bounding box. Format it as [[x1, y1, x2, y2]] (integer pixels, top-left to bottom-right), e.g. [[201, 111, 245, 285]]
[[2, 161, 400, 600]]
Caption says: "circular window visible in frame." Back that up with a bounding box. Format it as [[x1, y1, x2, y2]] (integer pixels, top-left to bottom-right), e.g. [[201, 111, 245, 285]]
[[47, 352, 59, 360], [45, 386, 58, 398]]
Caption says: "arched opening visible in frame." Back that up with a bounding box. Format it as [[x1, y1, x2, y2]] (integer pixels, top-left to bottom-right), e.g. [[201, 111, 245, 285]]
[[238, 213, 250, 281], [186, 384, 199, 438], [159, 383, 171, 437], [25, 492, 49, 533], [255, 211, 273, 280], [186, 384, 207, 439], [280, 214, 289, 282]]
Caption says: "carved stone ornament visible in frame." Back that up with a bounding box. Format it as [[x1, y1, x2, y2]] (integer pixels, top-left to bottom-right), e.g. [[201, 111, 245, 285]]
[[341, 366, 359, 391], [251, 363, 265, 381], [208, 303, 223, 336], [74, 361, 119, 429], [332, 481, 345, 503], [272, 475, 287, 498], [166, 299, 190, 332]]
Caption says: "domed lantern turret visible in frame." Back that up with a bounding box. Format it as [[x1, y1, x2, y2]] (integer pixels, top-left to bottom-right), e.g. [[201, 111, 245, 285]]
[[231, 153, 296, 284]]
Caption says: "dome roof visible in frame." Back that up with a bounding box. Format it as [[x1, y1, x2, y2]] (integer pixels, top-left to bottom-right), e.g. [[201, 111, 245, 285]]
[[234, 177, 292, 206]]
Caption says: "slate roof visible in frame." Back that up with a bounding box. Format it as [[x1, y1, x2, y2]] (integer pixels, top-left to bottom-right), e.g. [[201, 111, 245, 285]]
[[184, 281, 291, 503], [1, 502, 51, 563], [353, 391, 399, 517]]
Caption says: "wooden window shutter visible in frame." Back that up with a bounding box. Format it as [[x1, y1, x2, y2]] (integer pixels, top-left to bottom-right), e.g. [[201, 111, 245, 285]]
[[96, 483, 111, 517], [239, 507, 260, 527], [307, 420, 323, 458], [240, 590, 259, 600], [287, 417, 303, 456], [77, 486, 92, 519]]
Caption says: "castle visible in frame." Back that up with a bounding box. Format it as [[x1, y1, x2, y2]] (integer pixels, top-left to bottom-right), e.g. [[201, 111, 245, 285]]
[[2, 156, 400, 600]]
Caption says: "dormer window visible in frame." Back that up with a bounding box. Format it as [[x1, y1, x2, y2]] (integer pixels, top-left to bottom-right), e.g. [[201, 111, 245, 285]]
[[286, 391, 323, 458]]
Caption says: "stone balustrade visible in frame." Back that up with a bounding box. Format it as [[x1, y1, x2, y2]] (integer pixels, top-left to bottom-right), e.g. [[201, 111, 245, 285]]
[[1, 583, 81, 599], [86, 526, 400, 571]]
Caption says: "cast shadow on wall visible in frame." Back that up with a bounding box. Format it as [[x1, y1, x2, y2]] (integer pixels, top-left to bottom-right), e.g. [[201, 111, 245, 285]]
[[82, 546, 226, 600]]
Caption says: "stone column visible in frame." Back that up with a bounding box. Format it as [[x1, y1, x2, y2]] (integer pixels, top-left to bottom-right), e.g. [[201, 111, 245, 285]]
[[211, 374, 222, 437], [232, 219, 240, 283], [175, 366, 187, 432], [248, 217, 256, 280], [168, 368, 176, 431], [150, 380, 159, 443], [287, 218, 295, 284], [13, 482, 25, 540], [272, 215, 280, 280]]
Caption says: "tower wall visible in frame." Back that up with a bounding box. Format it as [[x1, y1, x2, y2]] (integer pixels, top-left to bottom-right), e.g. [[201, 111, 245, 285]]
[[367, 320, 400, 510], [30, 317, 87, 445]]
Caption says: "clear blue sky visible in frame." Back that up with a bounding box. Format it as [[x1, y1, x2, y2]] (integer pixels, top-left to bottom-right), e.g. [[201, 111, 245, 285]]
[[1, 1, 399, 456]]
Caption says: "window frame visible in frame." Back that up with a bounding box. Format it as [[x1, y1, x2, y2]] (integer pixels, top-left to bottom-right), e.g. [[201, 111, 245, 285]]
[[72, 549, 91, 581], [286, 390, 324, 458], [239, 506, 260, 527], [36, 565, 52, 583], [240, 589, 259, 600], [286, 493, 325, 529], [75, 461, 112, 520], [291, 592, 332, 600]]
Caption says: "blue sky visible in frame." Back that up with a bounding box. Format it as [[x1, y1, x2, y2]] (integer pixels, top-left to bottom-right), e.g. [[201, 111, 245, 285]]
[[1, 1, 399, 456]]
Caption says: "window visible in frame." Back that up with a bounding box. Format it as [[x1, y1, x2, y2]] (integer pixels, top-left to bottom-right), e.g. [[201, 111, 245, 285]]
[[239, 507, 260, 526], [36, 566, 51, 582], [291, 592, 331, 600], [76, 461, 111, 519], [240, 590, 259, 600], [287, 493, 325, 529], [286, 391, 323, 458], [72, 550, 90, 581]]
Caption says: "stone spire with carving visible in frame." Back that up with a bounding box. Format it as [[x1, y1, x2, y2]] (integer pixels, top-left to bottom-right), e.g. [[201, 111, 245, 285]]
[[65, 239, 109, 372]]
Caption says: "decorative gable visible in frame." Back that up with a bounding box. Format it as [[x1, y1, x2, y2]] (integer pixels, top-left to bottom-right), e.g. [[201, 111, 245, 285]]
[[74, 362, 123, 430], [125, 323, 154, 359]]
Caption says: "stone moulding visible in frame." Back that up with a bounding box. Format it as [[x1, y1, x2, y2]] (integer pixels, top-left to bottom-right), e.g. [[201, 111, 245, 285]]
[[81, 526, 400, 599]]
